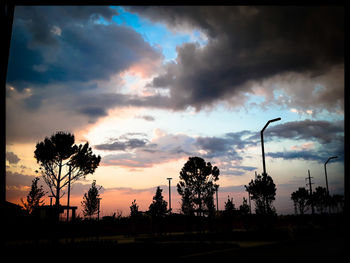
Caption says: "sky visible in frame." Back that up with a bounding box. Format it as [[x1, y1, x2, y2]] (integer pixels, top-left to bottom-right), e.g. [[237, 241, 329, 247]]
[[5, 6, 344, 216]]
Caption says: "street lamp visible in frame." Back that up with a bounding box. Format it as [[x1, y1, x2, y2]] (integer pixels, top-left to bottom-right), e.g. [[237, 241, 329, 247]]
[[167, 178, 172, 213], [324, 156, 338, 213], [261, 118, 281, 176], [214, 184, 219, 212]]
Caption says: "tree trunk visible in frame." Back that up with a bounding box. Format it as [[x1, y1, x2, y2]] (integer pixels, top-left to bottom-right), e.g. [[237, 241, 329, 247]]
[[55, 159, 62, 220], [198, 192, 201, 217]]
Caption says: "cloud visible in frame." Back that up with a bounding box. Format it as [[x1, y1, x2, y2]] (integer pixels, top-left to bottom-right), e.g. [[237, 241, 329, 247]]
[[8, 6, 163, 87], [290, 142, 315, 151], [7, 6, 344, 146], [5, 84, 172, 143], [69, 182, 105, 196], [136, 115, 155, 121], [95, 135, 149, 151], [264, 119, 344, 144], [99, 130, 255, 171], [196, 136, 242, 160], [6, 152, 21, 164], [234, 165, 257, 171], [79, 106, 108, 118], [99, 118, 343, 170], [12, 6, 118, 47], [6, 6, 166, 143], [6, 171, 36, 188], [266, 150, 341, 163], [101, 132, 196, 168], [128, 6, 344, 112]]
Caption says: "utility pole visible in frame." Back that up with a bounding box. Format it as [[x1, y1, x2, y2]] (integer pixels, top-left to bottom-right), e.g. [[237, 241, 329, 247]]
[[66, 165, 71, 222], [248, 190, 252, 214], [167, 178, 172, 213], [306, 169, 314, 215], [97, 197, 101, 221], [215, 185, 219, 212]]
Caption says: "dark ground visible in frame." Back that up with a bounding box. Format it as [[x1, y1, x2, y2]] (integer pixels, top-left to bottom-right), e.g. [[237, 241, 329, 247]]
[[3, 213, 345, 262]]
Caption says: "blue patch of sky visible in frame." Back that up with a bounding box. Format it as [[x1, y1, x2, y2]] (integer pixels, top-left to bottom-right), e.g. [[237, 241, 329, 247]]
[[110, 6, 207, 62], [312, 84, 325, 96]]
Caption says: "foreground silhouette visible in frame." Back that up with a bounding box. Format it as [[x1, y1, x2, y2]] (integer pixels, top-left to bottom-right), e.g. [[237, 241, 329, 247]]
[[34, 131, 101, 219], [4, 210, 344, 261], [177, 156, 219, 217]]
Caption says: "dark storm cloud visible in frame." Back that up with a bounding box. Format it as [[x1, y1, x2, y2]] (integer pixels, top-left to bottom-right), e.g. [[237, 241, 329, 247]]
[[13, 6, 118, 47], [266, 151, 324, 162], [261, 119, 344, 144], [266, 149, 343, 163], [6, 6, 167, 143], [196, 136, 242, 160], [73, 93, 172, 118], [6, 152, 21, 164], [128, 6, 344, 111], [79, 106, 108, 118], [6, 171, 36, 188], [7, 6, 162, 88]]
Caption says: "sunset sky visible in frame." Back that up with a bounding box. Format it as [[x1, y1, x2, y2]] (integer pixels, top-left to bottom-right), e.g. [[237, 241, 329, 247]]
[[6, 6, 344, 216]]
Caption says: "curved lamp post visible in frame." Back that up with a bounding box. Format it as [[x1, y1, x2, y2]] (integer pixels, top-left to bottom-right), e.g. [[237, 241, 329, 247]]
[[167, 178, 172, 213], [261, 118, 281, 176], [324, 156, 338, 213]]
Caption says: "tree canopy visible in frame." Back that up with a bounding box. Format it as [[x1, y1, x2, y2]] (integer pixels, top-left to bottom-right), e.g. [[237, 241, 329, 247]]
[[34, 131, 101, 207], [245, 173, 276, 215], [81, 180, 102, 218], [21, 177, 46, 214], [291, 187, 310, 215], [130, 199, 140, 218], [177, 156, 219, 216], [148, 186, 168, 218]]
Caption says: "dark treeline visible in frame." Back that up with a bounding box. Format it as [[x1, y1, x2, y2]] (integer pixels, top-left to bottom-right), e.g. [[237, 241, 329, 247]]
[[4, 204, 344, 243]]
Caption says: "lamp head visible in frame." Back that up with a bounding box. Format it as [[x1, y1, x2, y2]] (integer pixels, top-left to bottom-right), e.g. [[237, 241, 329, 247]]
[[270, 117, 281, 123]]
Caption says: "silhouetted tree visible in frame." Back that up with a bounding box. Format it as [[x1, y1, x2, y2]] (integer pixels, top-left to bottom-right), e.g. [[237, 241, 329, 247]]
[[224, 196, 235, 212], [291, 187, 310, 215], [81, 180, 102, 219], [223, 195, 235, 217], [223, 195, 235, 231], [130, 199, 140, 218], [177, 157, 219, 217], [239, 197, 250, 216], [180, 188, 194, 215], [148, 186, 168, 218], [245, 173, 276, 215], [34, 131, 101, 208], [21, 177, 46, 214], [313, 186, 328, 214], [330, 194, 344, 213]]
